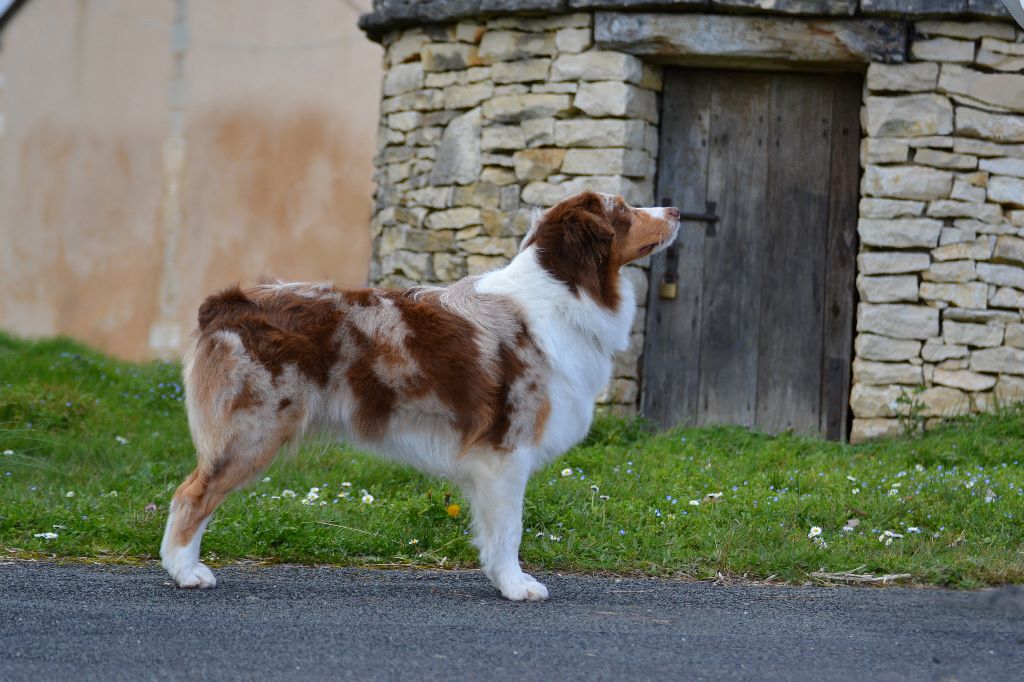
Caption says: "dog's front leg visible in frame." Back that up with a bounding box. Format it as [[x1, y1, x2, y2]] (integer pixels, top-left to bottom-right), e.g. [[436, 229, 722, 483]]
[[457, 452, 548, 601]]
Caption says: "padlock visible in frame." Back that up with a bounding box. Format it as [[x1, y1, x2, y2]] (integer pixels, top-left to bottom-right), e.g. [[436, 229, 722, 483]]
[[659, 281, 678, 300]]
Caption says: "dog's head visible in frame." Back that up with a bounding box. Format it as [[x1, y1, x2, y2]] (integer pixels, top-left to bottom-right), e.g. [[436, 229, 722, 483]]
[[520, 192, 680, 309]]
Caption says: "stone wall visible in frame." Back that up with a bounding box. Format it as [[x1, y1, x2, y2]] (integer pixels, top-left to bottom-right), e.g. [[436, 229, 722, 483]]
[[851, 19, 1024, 442], [370, 12, 661, 413]]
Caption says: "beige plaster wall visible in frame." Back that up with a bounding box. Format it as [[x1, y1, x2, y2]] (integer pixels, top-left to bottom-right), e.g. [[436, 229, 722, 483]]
[[0, 0, 379, 360]]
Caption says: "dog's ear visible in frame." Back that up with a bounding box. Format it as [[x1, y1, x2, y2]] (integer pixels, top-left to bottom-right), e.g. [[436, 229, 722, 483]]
[[528, 192, 618, 305]]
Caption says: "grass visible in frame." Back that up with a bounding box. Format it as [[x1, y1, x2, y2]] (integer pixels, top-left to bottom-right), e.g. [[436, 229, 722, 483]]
[[1, 331, 1022, 588]]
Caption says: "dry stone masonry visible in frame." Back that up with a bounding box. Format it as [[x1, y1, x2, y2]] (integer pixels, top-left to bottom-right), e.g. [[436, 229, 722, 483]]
[[361, 1, 1024, 437], [852, 19, 1024, 442]]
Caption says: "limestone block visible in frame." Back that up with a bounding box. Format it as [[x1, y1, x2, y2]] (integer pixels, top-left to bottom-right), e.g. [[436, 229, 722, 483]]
[[922, 338, 969, 362], [857, 275, 919, 303], [479, 30, 558, 61], [857, 251, 930, 275], [920, 281, 989, 309], [933, 368, 998, 391], [866, 62, 939, 93], [862, 95, 953, 138], [981, 158, 1024, 179], [993, 235, 1024, 265], [976, 49, 1024, 73], [944, 307, 1020, 324], [1006, 323, 1024, 348], [945, 320, 1004, 348], [429, 108, 482, 186], [482, 125, 525, 152], [991, 287, 1024, 309], [383, 62, 425, 96], [445, 82, 494, 109], [461, 236, 519, 258], [853, 359, 923, 385], [382, 250, 432, 281], [859, 198, 926, 219], [455, 22, 485, 44], [923, 260, 975, 284], [513, 148, 568, 181], [522, 118, 555, 147], [915, 21, 1017, 41], [951, 178, 987, 203], [532, 82, 578, 94], [858, 303, 939, 340], [424, 207, 481, 230], [387, 30, 431, 66], [855, 333, 922, 361], [551, 51, 643, 84], [451, 182, 498, 209], [597, 379, 638, 405], [932, 237, 995, 261], [466, 254, 508, 276], [432, 253, 466, 282], [556, 27, 593, 53], [388, 111, 422, 133], [956, 108, 1024, 144], [861, 138, 909, 164], [978, 262, 1024, 288], [482, 94, 572, 122], [914, 149, 977, 170], [939, 65, 1024, 115], [989, 176, 1024, 206], [492, 59, 552, 84], [521, 175, 651, 207], [850, 383, 904, 418], [970, 346, 1024, 374], [381, 226, 455, 253], [996, 375, 1024, 404], [561, 148, 650, 177], [422, 44, 482, 72], [850, 418, 903, 443], [554, 119, 646, 148], [920, 386, 971, 418], [927, 200, 1002, 223], [857, 218, 942, 248], [862, 165, 953, 200], [406, 186, 454, 209], [494, 84, 529, 97], [910, 38, 975, 63], [574, 82, 658, 123]]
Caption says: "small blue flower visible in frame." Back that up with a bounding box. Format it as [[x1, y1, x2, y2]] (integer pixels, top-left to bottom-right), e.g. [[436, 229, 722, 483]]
[[619, 529, 626, 535]]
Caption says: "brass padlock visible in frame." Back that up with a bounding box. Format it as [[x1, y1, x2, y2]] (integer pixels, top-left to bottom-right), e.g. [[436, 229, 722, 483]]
[[659, 281, 678, 300]]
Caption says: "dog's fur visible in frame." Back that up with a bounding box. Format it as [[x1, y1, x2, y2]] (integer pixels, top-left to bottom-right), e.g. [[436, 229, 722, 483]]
[[160, 192, 680, 600]]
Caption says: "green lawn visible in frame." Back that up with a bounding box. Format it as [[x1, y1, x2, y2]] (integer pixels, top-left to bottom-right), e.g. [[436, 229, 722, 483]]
[[1, 332, 1022, 587]]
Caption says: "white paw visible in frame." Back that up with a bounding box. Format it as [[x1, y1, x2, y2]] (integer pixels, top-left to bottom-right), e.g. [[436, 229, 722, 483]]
[[498, 573, 549, 601], [171, 562, 217, 589]]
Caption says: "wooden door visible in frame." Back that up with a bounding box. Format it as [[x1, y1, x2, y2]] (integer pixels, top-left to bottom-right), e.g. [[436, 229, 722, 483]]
[[642, 69, 861, 440]]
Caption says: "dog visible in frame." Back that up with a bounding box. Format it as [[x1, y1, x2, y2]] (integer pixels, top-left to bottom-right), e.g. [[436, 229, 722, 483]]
[[160, 191, 680, 600]]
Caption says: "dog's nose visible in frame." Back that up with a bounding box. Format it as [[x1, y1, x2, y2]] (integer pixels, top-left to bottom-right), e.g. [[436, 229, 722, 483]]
[[666, 207, 680, 220]]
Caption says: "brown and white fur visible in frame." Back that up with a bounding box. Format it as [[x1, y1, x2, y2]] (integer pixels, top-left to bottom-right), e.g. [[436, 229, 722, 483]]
[[161, 192, 680, 600]]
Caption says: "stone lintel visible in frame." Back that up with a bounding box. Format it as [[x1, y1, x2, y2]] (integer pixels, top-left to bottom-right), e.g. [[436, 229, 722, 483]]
[[594, 12, 908, 68]]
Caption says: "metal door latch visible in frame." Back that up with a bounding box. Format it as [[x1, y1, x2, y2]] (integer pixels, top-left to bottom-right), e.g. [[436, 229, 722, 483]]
[[679, 200, 720, 237]]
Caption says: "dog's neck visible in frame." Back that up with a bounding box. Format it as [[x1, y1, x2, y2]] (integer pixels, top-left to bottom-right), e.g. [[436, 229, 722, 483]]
[[477, 245, 635, 358]]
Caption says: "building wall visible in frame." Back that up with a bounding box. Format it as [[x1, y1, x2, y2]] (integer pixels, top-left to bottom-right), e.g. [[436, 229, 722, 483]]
[[850, 19, 1024, 441], [0, 0, 380, 360], [366, 6, 1024, 436], [370, 13, 661, 413]]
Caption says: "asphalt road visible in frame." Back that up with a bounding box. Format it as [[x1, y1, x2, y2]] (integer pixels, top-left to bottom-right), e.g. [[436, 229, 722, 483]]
[[2, 561, 1022, 681]]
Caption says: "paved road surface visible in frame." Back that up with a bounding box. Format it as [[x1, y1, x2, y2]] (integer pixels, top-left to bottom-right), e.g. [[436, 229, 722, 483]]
[[2, 561, 1022, 680]]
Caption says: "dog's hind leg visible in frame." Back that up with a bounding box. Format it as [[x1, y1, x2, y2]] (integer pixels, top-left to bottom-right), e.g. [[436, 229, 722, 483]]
[[160, 413, 301, 588], [457, 451, 547, 601]]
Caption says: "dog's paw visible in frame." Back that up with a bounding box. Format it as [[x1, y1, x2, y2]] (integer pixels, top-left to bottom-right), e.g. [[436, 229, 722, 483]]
[[172, 562, 217, 589], [499, 573, 548, 601]]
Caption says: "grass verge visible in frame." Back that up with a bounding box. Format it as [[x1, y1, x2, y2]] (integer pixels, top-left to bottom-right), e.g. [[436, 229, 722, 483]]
[[1, 332, 1022, 587]]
